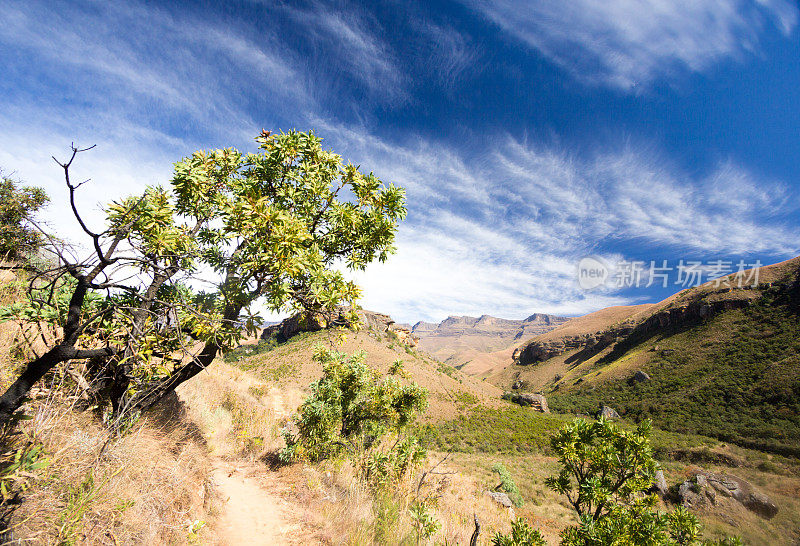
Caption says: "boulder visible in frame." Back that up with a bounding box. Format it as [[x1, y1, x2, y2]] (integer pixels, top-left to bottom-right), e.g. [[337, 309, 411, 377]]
[[678, 480, 701, 507], [487, 491, 513, 508], [743, 491, 779, 519], [503, 392, 549, 413], [650, 470, 669, 497], [701, 472, 778, 519], [261, 311, 326, 343], [629, 370, 651, 384], [676, 475, 716, 508], [598, 405, 620, 420], [260, 306, 418, 346]]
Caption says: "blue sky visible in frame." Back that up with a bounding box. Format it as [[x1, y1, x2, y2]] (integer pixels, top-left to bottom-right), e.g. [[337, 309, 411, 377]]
[[1, 0, 798, 323]]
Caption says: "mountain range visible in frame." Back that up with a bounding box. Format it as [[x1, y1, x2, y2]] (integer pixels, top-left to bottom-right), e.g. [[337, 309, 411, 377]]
[[411, 313, 569, 367]]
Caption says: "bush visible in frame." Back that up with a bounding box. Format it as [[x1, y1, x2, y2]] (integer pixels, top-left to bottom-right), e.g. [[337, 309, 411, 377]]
[[494, 417, 741, 545], [492, 463, 523, 507], [0, 175, 48, 262], [280, 347, 427, 463], [492, 518, 545, 546]]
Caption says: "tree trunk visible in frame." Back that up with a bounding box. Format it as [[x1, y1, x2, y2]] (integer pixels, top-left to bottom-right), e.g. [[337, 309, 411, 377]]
[[0, 277, 90, 427], [125, 301, 243, 416]]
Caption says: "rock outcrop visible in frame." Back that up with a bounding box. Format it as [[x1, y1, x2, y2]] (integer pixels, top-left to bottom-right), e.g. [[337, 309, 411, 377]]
[[486, 491, 513, 508], [502, 392, 549, 413], [261, 311, 327, 343], [512, 288, 762, 367], [650, 470, 669, 498], [598, 405, 620, 420], [629, 370, 651, 384], [675, 472, 778, 519], [261, 307, 417, 346], [512, 326, 630, 365]]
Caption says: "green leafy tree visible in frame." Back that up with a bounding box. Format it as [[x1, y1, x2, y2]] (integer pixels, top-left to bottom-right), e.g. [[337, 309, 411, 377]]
[[127, 130, 406, 414], [545, 418, 658, 522], [0, 131, 406, 427], [0, 173, 48, 261], [281, 347, 427, 463], [493, 418, 741, 545]]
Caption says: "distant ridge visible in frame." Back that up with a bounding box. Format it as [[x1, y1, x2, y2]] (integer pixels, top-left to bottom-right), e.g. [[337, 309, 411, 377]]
[[412, 313, 569, 366]]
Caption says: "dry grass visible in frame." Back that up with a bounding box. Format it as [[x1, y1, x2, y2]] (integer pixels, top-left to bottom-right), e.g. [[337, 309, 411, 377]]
[[275, 452, 526, 545], [175, 360, 302, 460], [230, 329, 503, 421], [7, 399, 212, 545]]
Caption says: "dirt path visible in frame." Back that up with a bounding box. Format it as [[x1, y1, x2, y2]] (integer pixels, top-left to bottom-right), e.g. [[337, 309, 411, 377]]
[[210, 459, 301, 545]]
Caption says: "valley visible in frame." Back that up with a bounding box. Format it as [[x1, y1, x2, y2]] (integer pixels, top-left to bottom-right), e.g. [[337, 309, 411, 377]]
[[2, 257, 799, 544]]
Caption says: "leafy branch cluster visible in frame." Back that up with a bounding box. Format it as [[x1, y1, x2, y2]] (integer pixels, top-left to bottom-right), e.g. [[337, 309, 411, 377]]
[[281, 347, 427, 469]]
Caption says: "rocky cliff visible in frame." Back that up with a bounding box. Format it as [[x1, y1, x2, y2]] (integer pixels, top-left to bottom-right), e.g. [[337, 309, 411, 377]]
[[513, 282, 769, 366], [261, 307, 417, 346], [411, 312, 569, 366]]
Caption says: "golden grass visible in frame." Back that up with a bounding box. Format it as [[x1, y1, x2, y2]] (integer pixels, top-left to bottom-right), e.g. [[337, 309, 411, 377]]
[[175, 360, 302, 460], [8, 400, 212, 545], [230, 329, 503, 421], [273, 452, 526, 545]]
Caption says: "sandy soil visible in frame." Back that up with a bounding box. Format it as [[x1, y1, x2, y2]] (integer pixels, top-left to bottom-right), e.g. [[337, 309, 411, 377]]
[[210, 459, 303, 545]]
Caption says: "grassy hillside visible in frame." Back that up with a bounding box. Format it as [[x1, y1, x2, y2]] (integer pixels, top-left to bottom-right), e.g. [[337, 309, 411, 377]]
[[488, 258, 800, 457], [548, 286, 800, 456], [224, 327, 503, 420]]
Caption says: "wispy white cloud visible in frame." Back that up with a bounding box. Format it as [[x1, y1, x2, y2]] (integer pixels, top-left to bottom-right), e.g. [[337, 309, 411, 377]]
[[279, 2, 407, 104], [414, 22, 483, 90], [464, 0, 798, 89], [2, 0, 796, 326], [323, 125, 798, 322], [0, 0, 311, 141]]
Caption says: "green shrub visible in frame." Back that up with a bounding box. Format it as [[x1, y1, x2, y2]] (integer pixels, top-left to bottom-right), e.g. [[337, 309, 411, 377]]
[[223, 339, 278, 363], [409, 500, 440, 544], [0, 175, 48, 261], [493, 418, 742, 545], [550, 418, 739, 545], [492, 518, 545, 546], [359, 435, 426, 488], [492, 463, 524, 507], [281, 347, 427, 463]]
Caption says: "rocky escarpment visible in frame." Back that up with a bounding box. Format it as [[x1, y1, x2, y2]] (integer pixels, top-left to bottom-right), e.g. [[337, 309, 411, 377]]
[[513, 287, 764, 366], [261, 307, 417, 346], [513, 325, 633, 365], [502, 391, 549, 412], [675, 471, 779, 520], [413, 313, 569, 341], [413, 313, 570, 365]]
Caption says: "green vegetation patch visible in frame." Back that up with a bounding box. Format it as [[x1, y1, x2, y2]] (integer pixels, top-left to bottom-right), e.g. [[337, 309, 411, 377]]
[[223, 339, 279, 363], [420, 405, 571, 454], [549, 288, 800, 457]]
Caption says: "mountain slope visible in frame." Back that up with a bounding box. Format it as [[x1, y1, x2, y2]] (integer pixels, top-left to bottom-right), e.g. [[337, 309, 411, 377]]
[[229, 328, 503, 420], [489, 256, 800, 455], [412, 313, 569, 367]]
